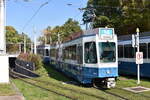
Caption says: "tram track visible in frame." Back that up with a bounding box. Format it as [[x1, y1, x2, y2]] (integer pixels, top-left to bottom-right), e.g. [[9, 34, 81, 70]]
[[115, 87, 150, 99], [11, 68, 130, 100], [10, 62, 150, 100], [10, 62, 107, 100], [101, 90, 129, 100], [12, 74, 150, 100], [11, 75, 107, 100], [12, 76, 77, 100], [11, 71, 141, 100], [137, 93, 150, 99], [95, 87, 129, 100], [10, 68, 107, 100], [27, 79, 108, 100], [95, 87, 150, 100]]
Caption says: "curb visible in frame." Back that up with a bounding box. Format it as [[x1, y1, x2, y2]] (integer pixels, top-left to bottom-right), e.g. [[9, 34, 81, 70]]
[[10, 79, 25, 100]]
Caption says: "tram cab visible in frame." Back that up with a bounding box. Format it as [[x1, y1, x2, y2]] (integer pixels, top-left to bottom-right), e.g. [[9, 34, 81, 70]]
[[82, 28, 118, 88]]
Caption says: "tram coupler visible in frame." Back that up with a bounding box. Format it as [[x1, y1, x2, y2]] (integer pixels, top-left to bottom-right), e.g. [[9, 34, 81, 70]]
[[106, 78, 116, 88]]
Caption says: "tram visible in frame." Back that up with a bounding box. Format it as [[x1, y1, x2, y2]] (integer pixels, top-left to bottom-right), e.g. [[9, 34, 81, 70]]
[[118, 32, 150, 78], [37, 44, 50, 63], [49, 28, 118, 88]]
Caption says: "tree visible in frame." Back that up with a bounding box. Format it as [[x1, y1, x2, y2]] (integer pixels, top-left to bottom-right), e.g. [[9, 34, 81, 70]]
[[84, 0, 150, 35], [6, 26, 31, 43], [62, 18, 82, 39], [6, 26, 31, 53], [6, 26, 20, 43], [40, 18, 82, 44]]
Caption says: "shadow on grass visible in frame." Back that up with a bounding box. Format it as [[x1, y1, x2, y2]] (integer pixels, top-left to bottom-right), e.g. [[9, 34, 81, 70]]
[[43, 63, 79, 85]]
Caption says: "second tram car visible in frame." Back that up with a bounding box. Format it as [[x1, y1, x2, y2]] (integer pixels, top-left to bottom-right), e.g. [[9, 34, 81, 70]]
[[49, 28, 118, 88], [37, 44, 50, 63], [118, 32, 150, 78]]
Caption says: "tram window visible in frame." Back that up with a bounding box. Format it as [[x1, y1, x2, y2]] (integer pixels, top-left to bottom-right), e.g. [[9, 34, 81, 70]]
[[62, 48, 65, 60], [63, 45, 77, 60], [133, 47, 137, 58], [56, 49, 59, 59], [66, 47, 69, 59], [84, 42, 97, 63], [39, 49, 44, 56], [68, 46, 71, 59], [77, 45, 83, 64], [129, 46, 134, 58], [124, 45, 134, 58], [99, 42, 116, 62], [118, 45, 123, 58], [50, 49, 56, 57], [140, 43, 147, 58], [72, 45, 77, 60], [46, 49, 49, 56], [148, 43, 150, 58], [124, 45, 128, 58]]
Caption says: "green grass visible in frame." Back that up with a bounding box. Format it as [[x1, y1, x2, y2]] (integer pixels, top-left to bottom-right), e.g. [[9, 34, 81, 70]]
[[0, 84, 16, 96], [13, 64, 150, 100], [111, 76, 150, 100], [13, 79, 70, 100]]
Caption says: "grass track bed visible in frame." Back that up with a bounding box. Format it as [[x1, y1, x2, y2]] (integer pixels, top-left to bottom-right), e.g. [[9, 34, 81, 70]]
[[13, 64, 150, 100]]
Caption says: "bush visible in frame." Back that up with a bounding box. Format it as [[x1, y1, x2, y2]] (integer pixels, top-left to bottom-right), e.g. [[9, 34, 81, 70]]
[[18, 53, 43, 70]]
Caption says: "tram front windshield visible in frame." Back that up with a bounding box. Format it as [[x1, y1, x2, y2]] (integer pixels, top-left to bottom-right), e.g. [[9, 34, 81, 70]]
[[99, 42, 116, 62]]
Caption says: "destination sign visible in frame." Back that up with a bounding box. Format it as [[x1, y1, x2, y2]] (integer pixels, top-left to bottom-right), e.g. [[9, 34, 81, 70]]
[[99, 28, 114, 40]]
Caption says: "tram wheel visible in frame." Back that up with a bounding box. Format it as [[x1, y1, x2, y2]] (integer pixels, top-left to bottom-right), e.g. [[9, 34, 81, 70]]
[[92, 78, 104, 88]]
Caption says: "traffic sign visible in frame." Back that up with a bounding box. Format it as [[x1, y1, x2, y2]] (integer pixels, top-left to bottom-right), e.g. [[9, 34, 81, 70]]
[[136, 52, 143, 64]]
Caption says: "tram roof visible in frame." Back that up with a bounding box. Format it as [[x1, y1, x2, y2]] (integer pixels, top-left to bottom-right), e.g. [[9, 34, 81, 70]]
[[51, 28, 115, 46], [62, 28, 99, 43], [118, 31, 150, 41], [37, 44, 50, 48]]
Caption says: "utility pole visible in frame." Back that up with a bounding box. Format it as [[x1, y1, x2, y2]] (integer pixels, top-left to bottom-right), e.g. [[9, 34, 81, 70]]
[[23, 33, 26, 53], [33, 27, 37, 54], [44, 36, 47, 45], [57, 32, 60, 44], [50, 36, 52, 45], [0, 0, 6, 54], [19, 43, 21, 53], [30, 42, 33, 53], [44, 36, 47, 56]]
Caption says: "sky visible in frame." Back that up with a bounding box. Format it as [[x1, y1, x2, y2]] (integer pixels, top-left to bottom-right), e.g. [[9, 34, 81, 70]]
[[6, 0, 88, 41]]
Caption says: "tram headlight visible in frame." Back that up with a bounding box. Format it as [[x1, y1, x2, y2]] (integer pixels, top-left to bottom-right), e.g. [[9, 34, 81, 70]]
[[106, 70, 110, 74], [108, 78, 115, 81]]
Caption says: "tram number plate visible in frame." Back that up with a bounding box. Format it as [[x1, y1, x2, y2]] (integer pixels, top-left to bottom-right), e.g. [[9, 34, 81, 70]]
[[136, 52, 143, 64]]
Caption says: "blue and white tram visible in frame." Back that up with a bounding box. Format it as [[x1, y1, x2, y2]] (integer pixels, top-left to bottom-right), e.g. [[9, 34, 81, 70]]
[[118, 32, 150, 78], [37, 44, 50, 63], [50, 28, 118, 88]]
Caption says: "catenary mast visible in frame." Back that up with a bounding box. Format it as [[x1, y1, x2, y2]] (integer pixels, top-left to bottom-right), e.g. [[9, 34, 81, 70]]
[[0, 0, 6, 54]]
